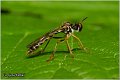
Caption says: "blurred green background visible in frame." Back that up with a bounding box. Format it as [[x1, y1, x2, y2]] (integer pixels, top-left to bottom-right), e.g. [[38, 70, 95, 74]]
[[1, 1, 119, 79]]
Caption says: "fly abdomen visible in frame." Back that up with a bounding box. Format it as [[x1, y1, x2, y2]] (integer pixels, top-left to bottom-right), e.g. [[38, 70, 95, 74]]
[[27, 28, 62, 55], [27, 36, 49, 55], [27, 42, 42, 54]]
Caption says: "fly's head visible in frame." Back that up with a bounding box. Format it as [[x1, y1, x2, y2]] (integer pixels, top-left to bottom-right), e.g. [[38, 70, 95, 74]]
[[71, 17, 88, 32], [61, 22, 83, 33], [72, 23, 83, 32]]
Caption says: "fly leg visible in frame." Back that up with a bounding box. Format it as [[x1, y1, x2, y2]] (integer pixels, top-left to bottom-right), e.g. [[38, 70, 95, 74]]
[[46, 42, 58, 62], [71, 34, 88, 52], [41, 39, 51, 53], [66, 40, 74, 58], [46, 38, 64, 62], [65, 34, 74, 58]]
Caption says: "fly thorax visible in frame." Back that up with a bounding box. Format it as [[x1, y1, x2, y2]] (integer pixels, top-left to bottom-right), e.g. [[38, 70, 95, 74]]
[[61, 22, 73, 34]]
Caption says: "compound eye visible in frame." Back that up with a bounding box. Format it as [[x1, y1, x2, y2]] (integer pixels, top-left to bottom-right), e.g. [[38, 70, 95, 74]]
[[78, 23, 82, 31], [72, 24, 79, 30]]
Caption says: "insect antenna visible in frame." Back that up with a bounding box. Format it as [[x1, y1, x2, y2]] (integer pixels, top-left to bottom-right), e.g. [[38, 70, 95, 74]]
[[81, 17, 88, 23]]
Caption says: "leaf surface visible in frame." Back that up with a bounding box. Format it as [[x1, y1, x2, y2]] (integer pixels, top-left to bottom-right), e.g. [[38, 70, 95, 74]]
[[1, 1, 119, 79]]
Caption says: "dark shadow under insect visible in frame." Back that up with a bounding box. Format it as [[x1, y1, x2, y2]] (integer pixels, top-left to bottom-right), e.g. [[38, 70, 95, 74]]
[[26, 48, 81, 58], [26, 17, 88, 62]]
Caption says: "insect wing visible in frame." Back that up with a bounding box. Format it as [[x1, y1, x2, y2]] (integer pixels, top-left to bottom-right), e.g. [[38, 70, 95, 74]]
[[27, 32, 50, 48]]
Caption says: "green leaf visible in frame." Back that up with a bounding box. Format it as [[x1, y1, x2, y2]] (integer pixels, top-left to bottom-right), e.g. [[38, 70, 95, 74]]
[[1, 1, 119, 79]]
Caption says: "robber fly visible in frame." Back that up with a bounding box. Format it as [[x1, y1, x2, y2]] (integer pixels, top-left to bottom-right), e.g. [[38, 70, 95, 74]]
[[27, 17, 88, 62]]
